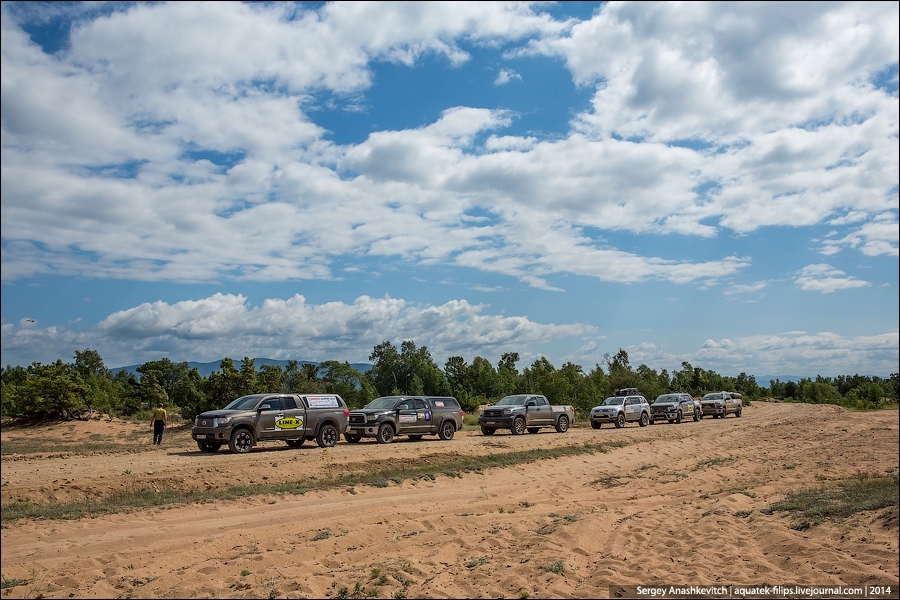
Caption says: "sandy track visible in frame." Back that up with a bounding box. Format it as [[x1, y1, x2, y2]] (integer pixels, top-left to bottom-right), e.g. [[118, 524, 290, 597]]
[[1, 402, 898, 598]]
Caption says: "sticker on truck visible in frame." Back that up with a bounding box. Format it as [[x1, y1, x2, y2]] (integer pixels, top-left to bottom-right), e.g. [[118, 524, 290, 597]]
[[306, 395, 340, 408], [275, 416, 304, 430], [399, 414, 417, 423]]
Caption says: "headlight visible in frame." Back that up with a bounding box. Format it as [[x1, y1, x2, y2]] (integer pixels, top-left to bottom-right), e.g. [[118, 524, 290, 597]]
[[214, 417, 231, 427], [502, 409, 513, 415]]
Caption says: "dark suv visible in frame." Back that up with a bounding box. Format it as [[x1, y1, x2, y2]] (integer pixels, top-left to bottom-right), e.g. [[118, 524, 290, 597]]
[[346, 396, 464, 443]]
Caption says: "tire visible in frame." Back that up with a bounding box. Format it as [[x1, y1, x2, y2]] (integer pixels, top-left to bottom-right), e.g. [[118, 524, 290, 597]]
[[615, 413, 626, 429], [344, 433, 361, 443], [528, 427, 540, 434], [736, 407, 742, 417], [197, 441, 221, 453], [555, 415, 570, 433], [285, 438, 305, 448], [693, 409, 700, 422], [675, 411, 682, 424], [649, 417, 655, 425], [228, 428, 254, 454], [377, 423, 395, 444], [511, 417, 526, 435], [316, 424, 339, 448], [438, 420, 456, 441], [639, 412, 649, 427], [480, 426, 495, 436], [591, 421, 601, 429], [408, 434, 423, 440]]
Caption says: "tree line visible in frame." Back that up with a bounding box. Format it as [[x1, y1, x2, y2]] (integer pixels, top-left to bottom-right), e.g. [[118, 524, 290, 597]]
[[1, 342, 897, 423]]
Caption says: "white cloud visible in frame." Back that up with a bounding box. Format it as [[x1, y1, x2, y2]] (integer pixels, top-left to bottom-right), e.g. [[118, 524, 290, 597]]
[[494, 68, 521, 85], [0, 293, 594, 367], [794, 264, 871, 293], [623, 331, 899, 376], [0, 3, 896, 304]]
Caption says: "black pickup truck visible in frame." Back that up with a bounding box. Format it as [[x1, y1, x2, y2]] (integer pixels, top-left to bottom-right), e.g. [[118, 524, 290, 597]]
[[345, 396, 464, 444]]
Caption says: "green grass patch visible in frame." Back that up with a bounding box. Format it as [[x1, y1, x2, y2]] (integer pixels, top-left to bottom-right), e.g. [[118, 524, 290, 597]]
[[694, 457, 727, 470], [1, 441, 616, 523], [769, 472, 899, 527]]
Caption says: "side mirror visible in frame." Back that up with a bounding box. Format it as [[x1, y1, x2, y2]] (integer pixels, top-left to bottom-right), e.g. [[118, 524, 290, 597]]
[[258, 404, 271, 412]]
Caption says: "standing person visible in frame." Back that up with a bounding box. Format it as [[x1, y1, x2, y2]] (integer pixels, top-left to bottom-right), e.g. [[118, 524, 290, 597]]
[[152, 403, 168, 446]]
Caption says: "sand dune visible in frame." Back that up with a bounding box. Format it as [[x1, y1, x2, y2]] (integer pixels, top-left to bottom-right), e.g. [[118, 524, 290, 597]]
[[1, 402, 897, 598]]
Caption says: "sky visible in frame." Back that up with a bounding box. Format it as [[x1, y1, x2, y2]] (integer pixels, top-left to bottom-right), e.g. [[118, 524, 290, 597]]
[[1, 1, 898, 379]]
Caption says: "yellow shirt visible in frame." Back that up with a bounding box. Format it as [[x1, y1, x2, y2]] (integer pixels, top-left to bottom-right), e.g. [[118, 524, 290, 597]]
[[153, 408, 167, 421]]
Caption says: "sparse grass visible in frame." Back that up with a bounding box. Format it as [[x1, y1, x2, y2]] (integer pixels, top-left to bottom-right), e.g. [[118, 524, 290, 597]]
[[2, 442, 618, 522], [694, 457, 727, 470], [312, 529, 332, 541], [241, 569, 251, 577], [543, 560, 565, 574], [770, 472, 899, 528], [465, 557, 488, 568], [1, 576, 28, 590]]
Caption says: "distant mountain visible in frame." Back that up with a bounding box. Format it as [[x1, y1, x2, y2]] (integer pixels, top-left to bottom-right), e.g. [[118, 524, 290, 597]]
[[111, 358, 372, 378]]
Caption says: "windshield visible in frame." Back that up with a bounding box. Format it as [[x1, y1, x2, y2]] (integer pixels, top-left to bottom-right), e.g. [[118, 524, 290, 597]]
[[364, 397, 402, 410], [653, 394, 679, 404], [601, 397, 625, 406], [223, 395, 264, 411], [496, 395, 528, 406], [702, 393, 724, 401]]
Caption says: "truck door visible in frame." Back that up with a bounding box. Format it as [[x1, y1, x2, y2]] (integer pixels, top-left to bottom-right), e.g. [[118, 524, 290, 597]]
[[625, 397, 638, 421], [256, 396, 282, 439], [413, 398, 432, 433], [395, 398, 421, 434], [526, 396, 551, 426], [275, 395, 307, 440]]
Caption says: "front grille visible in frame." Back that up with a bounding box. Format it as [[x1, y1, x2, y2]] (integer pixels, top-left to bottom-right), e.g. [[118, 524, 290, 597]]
[[482, 409, 503, 418], [349, 414, 366, 425]]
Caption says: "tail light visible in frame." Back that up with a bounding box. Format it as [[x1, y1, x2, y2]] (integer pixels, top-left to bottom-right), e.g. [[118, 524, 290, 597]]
[[343, 409, 350, 418]]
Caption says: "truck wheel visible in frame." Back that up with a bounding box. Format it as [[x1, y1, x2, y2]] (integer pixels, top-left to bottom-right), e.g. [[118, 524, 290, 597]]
[[197, 441, 221, 453], [228, 429, 254, 454], [285, 438, 305, 448], [639, 412, 649, 427], [439, 421, 456, 441], [591, 421, 601, 429], [345, 433, 361, 443], [555, 415, 570, 433], [675, 411, 682, 424], [615, 413, 626, 429], [693, 409, 700, 422], [480, 426, 495, 436], [377, 423, 395, 444], [511, 417, 526, 435], [527, 427, 540, 434], [316, 424, 338, 448]]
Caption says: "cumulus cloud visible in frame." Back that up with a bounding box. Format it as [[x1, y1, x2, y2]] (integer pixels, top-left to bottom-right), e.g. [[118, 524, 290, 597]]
[[794, 264, 871, 293], [2, 1, 896, 291], [0, 293, 594, 367], [494, 68, 522, 85]]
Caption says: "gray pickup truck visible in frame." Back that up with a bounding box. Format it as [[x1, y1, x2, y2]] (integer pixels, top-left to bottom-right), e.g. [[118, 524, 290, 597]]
[[192, 393, 350, 453], [345, 396, 464, 444], [478, 394, 574, 435]]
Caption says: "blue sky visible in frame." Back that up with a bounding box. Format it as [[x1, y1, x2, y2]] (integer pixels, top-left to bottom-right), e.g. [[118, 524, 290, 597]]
[[1, 1, 898, 378]]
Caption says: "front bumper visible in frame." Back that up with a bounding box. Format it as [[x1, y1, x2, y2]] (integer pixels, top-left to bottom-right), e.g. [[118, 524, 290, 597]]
[[192, 427, 231, 442], [590, 412, 620, 424], [701, 404, 726, 415], [478, 417, 515, 428]]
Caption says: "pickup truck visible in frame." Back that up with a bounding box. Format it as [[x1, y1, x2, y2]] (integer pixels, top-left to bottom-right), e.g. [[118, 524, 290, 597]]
[[191, 393, 350, 453], [649, 392, 700, 424], [478, 394, 574, 436], [699, 391, 742, 418], [345, 396, 464, 444]]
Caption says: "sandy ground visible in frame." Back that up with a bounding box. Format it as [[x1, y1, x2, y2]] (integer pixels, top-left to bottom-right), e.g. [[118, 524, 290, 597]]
[[1, 401, 898, 599]]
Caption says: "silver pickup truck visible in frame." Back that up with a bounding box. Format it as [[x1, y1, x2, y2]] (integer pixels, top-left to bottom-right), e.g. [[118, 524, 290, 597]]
[[699, 391, 743, 418], [192, 393, 350, 453], [345, 396, 464, 444], [478, 394, 574, 435]]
